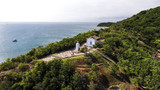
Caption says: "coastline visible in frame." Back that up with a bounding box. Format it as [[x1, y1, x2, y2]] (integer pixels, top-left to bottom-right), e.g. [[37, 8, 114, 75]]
[[0, 22, 100, 63]]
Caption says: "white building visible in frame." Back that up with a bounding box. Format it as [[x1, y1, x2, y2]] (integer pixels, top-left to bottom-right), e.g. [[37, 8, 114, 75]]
[[86, 35, 100, 47], [75, 41, 80, 51]]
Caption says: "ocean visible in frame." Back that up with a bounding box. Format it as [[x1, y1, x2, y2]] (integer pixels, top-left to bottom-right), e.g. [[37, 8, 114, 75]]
[[0, 22, 100, 63]]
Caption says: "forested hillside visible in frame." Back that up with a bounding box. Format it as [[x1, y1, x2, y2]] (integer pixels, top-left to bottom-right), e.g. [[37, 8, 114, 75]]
[[0, 6, 160, 90], [112, 6, 160, 48], [101, 6, 160, 89]]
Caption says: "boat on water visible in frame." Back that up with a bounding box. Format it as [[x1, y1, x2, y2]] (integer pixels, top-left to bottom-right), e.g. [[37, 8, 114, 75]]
[[13, 39, 17, 42]]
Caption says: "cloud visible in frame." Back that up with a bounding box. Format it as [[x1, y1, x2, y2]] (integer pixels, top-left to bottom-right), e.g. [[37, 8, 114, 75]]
[[0, 0, 159, 22]]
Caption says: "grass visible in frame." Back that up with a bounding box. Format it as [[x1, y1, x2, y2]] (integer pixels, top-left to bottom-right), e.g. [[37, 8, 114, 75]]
[[62, 55, 84, 61], [62, 55, 86, 65], [30, 59, 44, 65], [100, 66, 121, 86]]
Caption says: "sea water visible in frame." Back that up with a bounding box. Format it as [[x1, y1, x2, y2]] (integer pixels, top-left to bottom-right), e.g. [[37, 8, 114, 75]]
[[0, 22, 100, 63]]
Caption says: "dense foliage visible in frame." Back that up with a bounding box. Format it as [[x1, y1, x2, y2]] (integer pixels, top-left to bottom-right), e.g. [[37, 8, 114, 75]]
[[0, 59, 88, 90], [112, 6, 160, 48], [100, 6, 160, 89]]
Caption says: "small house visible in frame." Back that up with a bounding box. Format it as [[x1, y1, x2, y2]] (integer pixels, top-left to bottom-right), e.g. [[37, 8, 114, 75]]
[[86, 35, 101, 47]]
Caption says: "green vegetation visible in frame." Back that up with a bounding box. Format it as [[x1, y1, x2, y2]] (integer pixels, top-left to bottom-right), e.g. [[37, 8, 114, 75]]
[[100, 6, 160, 89], [0, 54, 111, 90], [1, 6, 160, 89], [0, 58, 19, 71], [17, 63, 29, 72], [93, 42, 103, 48], [87, 63, 99, 90], [80, 46, 88, 52], [112, 6, 160, 48], [0, 59, 77, 90], [84, 53, 95, 65]]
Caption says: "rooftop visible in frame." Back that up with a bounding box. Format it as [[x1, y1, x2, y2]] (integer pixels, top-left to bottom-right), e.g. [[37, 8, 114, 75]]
[[91, 35, 100, 40]]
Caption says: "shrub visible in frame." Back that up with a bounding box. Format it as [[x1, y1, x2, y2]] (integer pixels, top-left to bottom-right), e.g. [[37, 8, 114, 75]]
[[71, 72, 86, 90], [17, 63, 29, 72], [91, 63, 98, 72], [0, 58, 19, 71], [103, 62, 109, 67], [80, 46, 88, 53], [84, 56, 92, 65], [93, 42, 103, 48], [110, 63, 119, 77]]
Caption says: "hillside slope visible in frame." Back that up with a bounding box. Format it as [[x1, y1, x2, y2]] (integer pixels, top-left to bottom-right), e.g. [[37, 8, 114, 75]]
[[0, 6, 160, 90], [112, 6, 160, 48], [99, 6, 160, 89]]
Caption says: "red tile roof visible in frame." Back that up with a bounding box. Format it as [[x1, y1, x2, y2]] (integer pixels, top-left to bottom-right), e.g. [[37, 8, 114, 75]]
[[92, 35, 100, 40], [99, 39, 104, 42]]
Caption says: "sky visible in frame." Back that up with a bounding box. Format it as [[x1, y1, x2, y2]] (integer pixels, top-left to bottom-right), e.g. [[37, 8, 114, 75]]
[[0, 0, 159, 22]]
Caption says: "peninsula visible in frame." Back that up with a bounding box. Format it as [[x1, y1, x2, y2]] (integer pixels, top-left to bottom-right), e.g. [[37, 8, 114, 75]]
[[0, 6, 160, 90]]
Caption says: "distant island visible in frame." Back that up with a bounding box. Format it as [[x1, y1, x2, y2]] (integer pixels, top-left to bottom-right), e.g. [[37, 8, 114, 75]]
[[97, 22, 115, 27]]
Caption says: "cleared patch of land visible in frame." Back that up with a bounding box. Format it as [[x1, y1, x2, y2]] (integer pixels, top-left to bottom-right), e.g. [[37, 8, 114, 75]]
[[42, 47, 97, 62]]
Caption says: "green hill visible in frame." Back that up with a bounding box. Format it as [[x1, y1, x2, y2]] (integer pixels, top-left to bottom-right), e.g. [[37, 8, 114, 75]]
[[116, 6, 160, 29], [101, 6, 160, 89], [112, 6, 160, 47], [0, 6, 160, 90]]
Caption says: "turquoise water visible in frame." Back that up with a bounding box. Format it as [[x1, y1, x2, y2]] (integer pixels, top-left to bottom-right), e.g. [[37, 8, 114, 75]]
[[0, 22, 100, 63]]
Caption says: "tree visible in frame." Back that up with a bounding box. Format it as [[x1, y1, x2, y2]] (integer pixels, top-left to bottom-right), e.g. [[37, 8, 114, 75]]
[[71, 72, 86, 90], [91, 63, 98, 72], [60, 61, 75, 87], [17, 63, 29, 72], [80, 46, 88, 53]]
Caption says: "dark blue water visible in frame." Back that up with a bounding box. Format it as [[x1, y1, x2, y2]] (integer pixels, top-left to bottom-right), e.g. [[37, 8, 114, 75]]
[[0, 22, 100, 63]]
